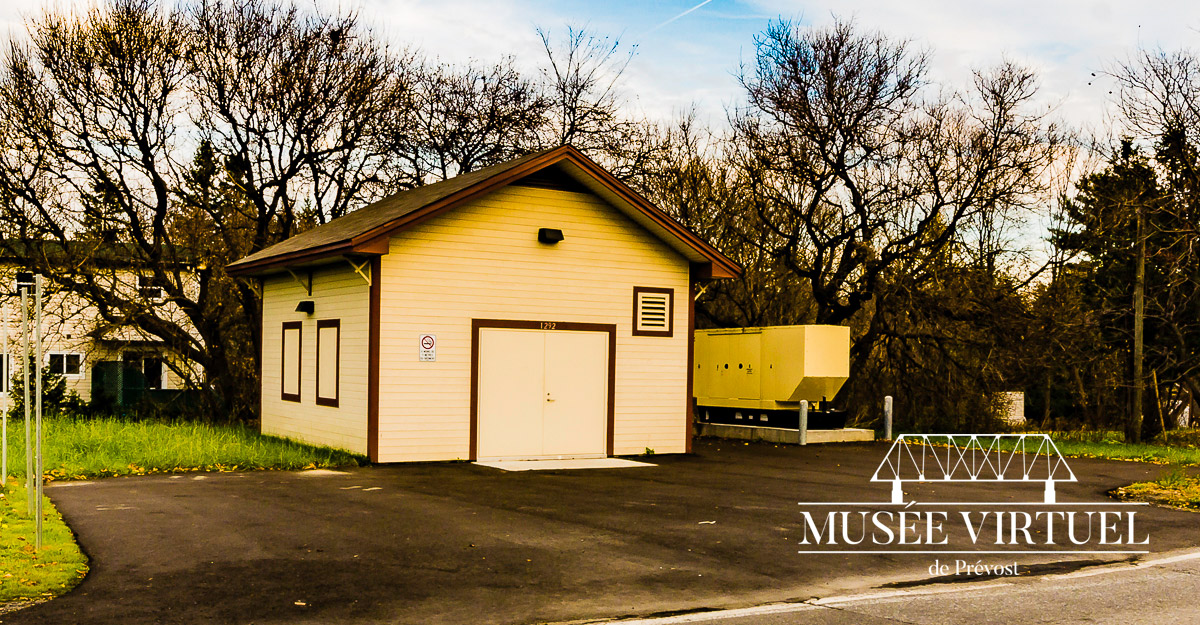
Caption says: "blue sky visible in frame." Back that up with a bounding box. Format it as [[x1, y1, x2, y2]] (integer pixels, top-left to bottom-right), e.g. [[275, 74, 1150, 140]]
[[347, 0, 1200, 133], [1, 1, 1197, 259], [4, 1, 1199, 132]]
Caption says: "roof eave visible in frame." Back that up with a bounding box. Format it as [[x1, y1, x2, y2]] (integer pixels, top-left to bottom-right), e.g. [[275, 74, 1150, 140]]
[[226, 241, 357, 277], [225, 145, 744, 280]]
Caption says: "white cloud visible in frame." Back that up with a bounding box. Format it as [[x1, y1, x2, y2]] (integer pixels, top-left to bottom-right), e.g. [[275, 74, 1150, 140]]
[[5, 0, 1199, 133]]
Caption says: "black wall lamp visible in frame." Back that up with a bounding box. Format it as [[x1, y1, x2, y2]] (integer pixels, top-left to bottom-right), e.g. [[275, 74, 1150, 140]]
[[538, 228, 564, 244], [15, 271, 34, 293], [296, 300, 315, 315]]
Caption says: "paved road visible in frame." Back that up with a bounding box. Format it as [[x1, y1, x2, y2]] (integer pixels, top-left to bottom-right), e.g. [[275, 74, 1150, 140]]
[[5, 440, 1199, 624], [601, 549, 1200, 625]]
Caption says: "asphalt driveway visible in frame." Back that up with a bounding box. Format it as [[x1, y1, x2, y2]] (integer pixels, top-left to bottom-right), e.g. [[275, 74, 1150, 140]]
[[6, 439, 1199, 625]]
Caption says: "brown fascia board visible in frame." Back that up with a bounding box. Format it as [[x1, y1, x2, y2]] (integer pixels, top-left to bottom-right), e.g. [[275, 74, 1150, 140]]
[[227, 145, 744, 279], [225, 241, 357, 276]]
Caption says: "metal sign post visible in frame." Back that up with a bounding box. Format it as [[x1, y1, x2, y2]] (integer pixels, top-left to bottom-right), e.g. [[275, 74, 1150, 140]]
[[15, 271, 42, 548], [20, 283, 31, 515], [2, 301, 7, 489], [34, 274, 43, 549]]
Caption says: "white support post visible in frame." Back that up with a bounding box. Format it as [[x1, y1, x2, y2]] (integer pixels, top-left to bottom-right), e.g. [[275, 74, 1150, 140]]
[[891, 480, 904, 504], [1044, 480, 1056, 504], [884, 395, 894, 441], [34, 275, 43, 550], [799, 400, 809, 446]]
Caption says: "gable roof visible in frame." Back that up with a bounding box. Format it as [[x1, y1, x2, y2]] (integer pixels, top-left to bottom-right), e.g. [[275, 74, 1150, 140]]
[[226, 145, 742, 279]]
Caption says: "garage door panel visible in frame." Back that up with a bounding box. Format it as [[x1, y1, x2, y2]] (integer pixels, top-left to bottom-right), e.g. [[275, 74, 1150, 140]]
[[477, 329, 545, 460], [543, 331, 608, 457]]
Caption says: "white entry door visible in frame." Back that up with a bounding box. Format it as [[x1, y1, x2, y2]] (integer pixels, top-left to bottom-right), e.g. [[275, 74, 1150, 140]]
[[477, 328, 608, 460]]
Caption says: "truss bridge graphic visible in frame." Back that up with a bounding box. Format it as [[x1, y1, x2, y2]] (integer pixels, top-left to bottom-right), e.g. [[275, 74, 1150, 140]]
[[871, 434, 1077, 504]]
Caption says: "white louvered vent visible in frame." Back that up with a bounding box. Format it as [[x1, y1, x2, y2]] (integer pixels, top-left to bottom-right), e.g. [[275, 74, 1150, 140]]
[[635, 289, 672, 335]]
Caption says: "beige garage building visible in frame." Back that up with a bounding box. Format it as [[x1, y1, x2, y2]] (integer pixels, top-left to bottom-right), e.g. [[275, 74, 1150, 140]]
[[228, 146, 740, 463]]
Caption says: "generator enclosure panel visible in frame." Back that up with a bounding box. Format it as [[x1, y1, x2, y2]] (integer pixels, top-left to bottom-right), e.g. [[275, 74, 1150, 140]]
[[694, 325, 850, 411]]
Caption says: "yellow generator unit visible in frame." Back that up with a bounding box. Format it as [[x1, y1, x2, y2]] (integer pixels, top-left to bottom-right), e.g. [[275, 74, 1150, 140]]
[[694, 325, 850, 429]]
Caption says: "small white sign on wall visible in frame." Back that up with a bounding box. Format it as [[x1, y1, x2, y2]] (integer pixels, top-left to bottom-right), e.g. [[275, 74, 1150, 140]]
[[419, 333, 437, 362]]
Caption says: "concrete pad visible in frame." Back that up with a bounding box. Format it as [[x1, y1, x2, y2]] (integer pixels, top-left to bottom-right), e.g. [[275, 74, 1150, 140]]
[[474, 458, 656, 471], [695, 423, 875, 444]]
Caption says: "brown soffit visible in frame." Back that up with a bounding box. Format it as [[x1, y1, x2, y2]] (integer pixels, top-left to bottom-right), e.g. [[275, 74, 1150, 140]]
[[226, 145, 743, 279]]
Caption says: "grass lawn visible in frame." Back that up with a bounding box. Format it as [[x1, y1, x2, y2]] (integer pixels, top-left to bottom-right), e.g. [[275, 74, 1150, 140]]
[[929, 430, 1200, 509], [0, 478, 88, 604], [940, 429, 1200, 467], [1, 415, 366, 481], [1115, 468, 1200, 510]]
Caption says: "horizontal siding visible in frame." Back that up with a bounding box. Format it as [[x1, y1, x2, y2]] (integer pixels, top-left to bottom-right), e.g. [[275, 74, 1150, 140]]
[[377, 185, 690, 462], [261, 264, 369, 454]]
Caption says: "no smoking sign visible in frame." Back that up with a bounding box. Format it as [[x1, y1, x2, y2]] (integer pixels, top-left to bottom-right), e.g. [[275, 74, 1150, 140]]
[[419, 333, 437, 361]]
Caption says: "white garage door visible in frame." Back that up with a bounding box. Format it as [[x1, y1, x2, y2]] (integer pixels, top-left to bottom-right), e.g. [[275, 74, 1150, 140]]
[[477, 328, 609, 460]]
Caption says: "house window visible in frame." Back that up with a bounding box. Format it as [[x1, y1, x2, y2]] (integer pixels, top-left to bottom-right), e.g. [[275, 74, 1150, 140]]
[[48, 353, 84, 377], [138, 276, 163, 301], [143, 356, 165, 390], [122, 353, 165, 391], [632, 287, 674, 337], [316, 319, 340, 407], [281, 321, 302, 402]]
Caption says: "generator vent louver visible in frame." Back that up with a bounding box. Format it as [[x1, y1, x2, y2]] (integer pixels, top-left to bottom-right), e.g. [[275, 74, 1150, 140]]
[[635, 289, 672, 336]]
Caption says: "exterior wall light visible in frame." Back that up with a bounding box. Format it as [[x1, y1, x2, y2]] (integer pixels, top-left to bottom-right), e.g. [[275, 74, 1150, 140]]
[[296, 300, 315, 315], [538, 228, 564, 244]]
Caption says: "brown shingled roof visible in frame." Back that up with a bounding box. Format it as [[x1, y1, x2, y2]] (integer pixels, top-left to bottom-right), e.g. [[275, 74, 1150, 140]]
[[226, 145, 741, 279]]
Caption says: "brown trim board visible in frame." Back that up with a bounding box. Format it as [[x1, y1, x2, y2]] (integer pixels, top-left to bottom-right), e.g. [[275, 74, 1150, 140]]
[[315, 319, 341, 408], [687, 267, 699, 454], [281, 321, 302, 403], [367, 257, 381, 462], [469, 319, 617, 461]]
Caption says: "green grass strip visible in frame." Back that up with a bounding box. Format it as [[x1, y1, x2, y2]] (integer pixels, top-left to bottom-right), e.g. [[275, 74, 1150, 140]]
[[1116, 467, 1200, 509], [0, 478, 88, 604], [923, 430, 1200, 467], [1, 416, 366, 481]]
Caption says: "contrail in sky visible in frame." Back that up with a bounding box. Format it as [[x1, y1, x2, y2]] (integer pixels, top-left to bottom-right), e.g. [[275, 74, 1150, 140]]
[[646, 0, 715, 34]]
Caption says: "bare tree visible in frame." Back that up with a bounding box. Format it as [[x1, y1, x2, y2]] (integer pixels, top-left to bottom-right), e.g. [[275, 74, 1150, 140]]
[[730, 19, 1060, 374], [0, 0, 417, 418], [395, 58, 548, 184]]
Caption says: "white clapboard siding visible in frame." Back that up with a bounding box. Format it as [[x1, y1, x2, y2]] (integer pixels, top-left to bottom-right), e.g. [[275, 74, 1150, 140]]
[[377, 184, 690, 462], [261, 264, 370, 454]]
